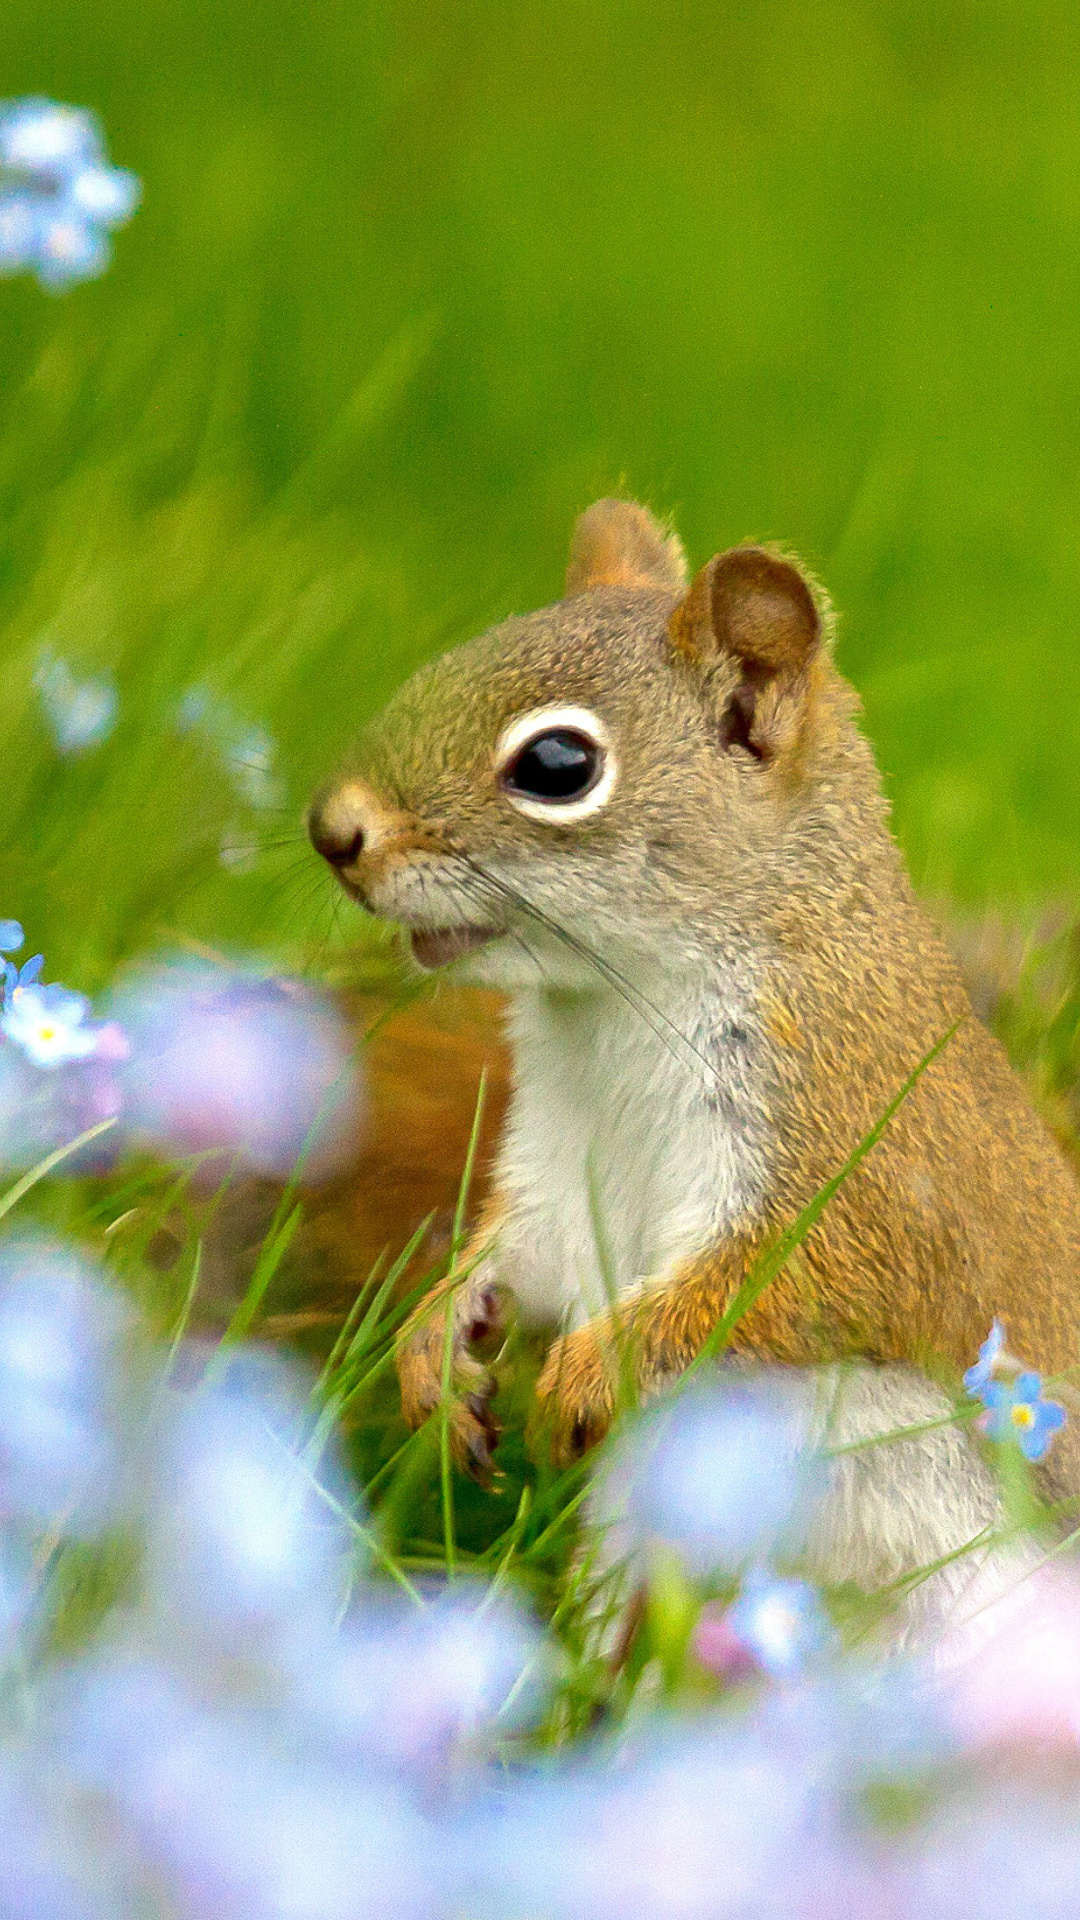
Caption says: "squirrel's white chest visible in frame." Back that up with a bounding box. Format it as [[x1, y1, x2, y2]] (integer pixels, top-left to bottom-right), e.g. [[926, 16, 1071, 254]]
[[492, 975, 768, 1327]]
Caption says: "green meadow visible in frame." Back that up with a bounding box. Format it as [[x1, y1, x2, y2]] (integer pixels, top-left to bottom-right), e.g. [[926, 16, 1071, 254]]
[[3, 0, 1080, 1009]]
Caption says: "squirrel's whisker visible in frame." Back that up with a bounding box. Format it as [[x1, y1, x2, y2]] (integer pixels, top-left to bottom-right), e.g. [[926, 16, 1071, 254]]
[[460, 854, 722, 1097]]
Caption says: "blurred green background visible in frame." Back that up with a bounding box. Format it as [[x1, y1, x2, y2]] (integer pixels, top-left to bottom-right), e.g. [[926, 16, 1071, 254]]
[[2, 0, 1079, 991]]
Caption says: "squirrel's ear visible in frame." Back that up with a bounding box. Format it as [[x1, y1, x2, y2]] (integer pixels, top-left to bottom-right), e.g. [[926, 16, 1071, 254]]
[[565, 499, 687, 596], [668, 544, 827, 760]]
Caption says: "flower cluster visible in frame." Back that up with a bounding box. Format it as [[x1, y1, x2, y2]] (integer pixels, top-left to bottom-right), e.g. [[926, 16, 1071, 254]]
[[1, 921, 117, 1070], [0, 97, 140, 291], [965, 1318, 1067, 1462], [0, 928, 362, 1183], [0, 1240, 546, 1920], [2, 1251, 1080, 1918]]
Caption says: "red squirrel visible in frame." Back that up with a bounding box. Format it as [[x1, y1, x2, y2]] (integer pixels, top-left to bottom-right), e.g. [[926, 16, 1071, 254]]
[[309, 501, 1080, 1606]]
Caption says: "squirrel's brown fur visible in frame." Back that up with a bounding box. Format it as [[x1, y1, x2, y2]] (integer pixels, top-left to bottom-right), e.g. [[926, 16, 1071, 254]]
[[309, 500, 1080, 1508]]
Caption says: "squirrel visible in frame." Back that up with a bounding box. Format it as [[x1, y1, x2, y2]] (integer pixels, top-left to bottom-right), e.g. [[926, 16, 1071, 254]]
[[308, 499, 1080, 1593]]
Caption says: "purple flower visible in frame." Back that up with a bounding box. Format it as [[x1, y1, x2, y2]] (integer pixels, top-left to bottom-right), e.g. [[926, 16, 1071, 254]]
[[110, 958, 364, 1181], [58, 1654, 440, 1920], [979, 1371, 1066, 1462], [0, 98, 139, 293], [0, 1006, 126, 1175], [0, 1535, 35, 1670], [460, 1724, 836, 1920], [723, 1569, 830, 1680]]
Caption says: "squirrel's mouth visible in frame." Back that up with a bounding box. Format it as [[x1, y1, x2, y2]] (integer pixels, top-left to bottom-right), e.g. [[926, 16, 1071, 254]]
[[409, 925, 499, 971]]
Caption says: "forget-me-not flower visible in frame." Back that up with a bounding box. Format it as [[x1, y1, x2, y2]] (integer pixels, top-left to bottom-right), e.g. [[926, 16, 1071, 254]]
[[0, 97, 139, 292], [34, 650, 118, 755], [1, 920, 46, 1015], [724, 1569, 830, 1680], [0, 1239, 127, 1535], [2, 924, 46, 1011], [594, 1375, 824, 1579], [979, 1371, 1067, 1463], [2, 951, 44, 1009], [963, 1319, 1013, 1396], [1, 925, 44, 1013], [1, 980, 102, 1070]]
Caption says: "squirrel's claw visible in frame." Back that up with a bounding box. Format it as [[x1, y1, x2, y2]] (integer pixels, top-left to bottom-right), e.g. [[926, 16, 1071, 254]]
[[460, 1390, 503, 1487], [531, 1324, 618, 1470], [396, 1274, 507, 1485]]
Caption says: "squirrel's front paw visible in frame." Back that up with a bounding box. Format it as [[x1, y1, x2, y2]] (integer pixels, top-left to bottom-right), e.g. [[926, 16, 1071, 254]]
[[530, 1324, 618, 1469], [396, 1277, 507, 1486]]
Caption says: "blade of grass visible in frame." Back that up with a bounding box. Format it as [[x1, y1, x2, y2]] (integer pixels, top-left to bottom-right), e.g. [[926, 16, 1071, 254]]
[[332, 1236, 495, 1420], [212, 1200, 304, 1360], [336, 1214, 436, 1376], [164, 1238, 203, 1377], [0, 1118, 118, 1223], [441, 1069, 489, 1577], [266, 1421, 424, 1607], [586, 1153, 638, 1420], [478, 1486, 532, 1613], [452, 1066, 488, 1264], [307, 1220, 436, 1469], [316, 1247, 389, 1391]]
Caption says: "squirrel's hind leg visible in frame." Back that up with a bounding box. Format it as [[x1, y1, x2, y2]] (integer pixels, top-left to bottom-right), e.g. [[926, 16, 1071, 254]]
[[803, 1363, 1026, 1647], [580, 1363, 1025, 1660]]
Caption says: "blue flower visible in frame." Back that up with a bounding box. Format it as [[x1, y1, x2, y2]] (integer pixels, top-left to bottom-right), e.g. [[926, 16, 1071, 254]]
[[979, 1371, 1067, 1462], [0, 1238, 126, 1536], [0, 921, 24, 953], [34, 650, 118, 754], [595, 1376, 824, 1578], [0, 98, 102, 174], [0, 97, 139, 293], [725, 1569, 830, 1680], [2, 950, 44, 1008], [964, 1318, 1009, 1397], [0, 980, 101, 1068]]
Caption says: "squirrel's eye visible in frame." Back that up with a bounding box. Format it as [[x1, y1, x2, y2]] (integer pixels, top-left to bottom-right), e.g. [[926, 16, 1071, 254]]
[[495, 705, 616, 824], [504, 729, 600, 803]]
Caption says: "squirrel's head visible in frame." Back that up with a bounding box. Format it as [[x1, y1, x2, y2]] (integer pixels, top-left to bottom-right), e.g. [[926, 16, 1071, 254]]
[[309, 500, 853, 985]]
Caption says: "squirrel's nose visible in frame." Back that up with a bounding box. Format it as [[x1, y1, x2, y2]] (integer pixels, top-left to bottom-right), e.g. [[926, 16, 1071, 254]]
[[307, 783, 370, 871]]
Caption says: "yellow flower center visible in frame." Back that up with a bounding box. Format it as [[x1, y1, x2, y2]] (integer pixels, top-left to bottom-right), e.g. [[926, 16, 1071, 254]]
[[1011, 1403, 1036, 1430]]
